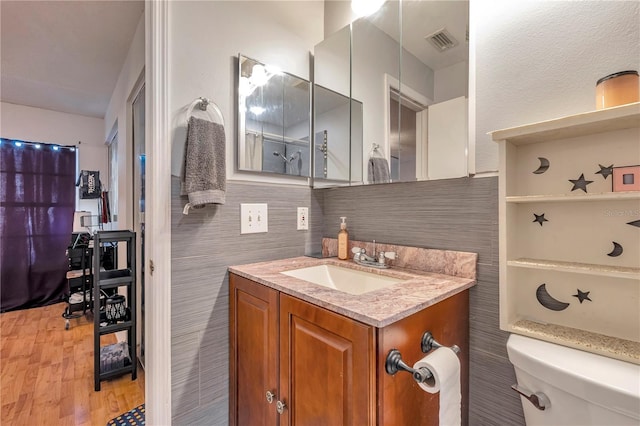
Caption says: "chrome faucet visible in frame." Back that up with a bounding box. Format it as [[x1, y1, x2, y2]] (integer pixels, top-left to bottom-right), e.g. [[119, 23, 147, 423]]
[[351, 244, 397, 269]]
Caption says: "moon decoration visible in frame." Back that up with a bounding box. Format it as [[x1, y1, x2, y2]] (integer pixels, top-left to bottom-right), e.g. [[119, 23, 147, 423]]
[[533, 157, 550, 174], [627, 220, 640, 228], [568, 173, 594, 192], [595, 164, 614, 179], [536, 284, 571, 311], [607, 241, 624, 257], [533, 213, 548, 226], [572, 289, 592, 304]]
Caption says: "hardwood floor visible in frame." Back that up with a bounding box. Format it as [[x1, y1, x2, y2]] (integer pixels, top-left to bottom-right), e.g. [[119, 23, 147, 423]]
[[1, 303, 145, 426]]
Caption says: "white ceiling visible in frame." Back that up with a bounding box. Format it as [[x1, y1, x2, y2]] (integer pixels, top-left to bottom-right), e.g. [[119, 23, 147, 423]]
[[1, 0, 144, 119], [372, 0, 469, 71]]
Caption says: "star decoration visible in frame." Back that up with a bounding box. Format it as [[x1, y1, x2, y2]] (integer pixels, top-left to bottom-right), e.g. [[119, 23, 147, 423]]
[[595, 164, 613, 179], [572, 289, 592, 303], [533, 213, 548, 226], [569, 173, 593, 192]]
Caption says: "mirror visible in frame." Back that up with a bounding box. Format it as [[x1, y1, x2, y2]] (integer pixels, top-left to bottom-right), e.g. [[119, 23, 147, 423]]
[[237, 55, 311, 177], [312, 25, 364, 185], [313, 0, 470, 186]]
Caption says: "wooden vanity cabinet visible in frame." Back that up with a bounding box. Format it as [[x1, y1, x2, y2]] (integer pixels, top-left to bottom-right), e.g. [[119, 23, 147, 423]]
[[230, 274, 279, 426], [230, 273, 469, 426]]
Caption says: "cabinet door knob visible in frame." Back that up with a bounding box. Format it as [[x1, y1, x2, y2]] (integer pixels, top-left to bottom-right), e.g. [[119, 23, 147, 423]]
[[265, 390, 276, 404], [276, 400, 287, 414]]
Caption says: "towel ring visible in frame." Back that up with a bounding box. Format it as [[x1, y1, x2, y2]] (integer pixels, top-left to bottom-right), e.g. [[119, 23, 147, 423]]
[[186, 97, 225, 127], [369, 143, 385, 159]]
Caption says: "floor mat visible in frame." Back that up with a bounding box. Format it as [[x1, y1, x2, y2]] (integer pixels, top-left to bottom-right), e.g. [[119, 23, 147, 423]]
[[106, 403, 145, 426]]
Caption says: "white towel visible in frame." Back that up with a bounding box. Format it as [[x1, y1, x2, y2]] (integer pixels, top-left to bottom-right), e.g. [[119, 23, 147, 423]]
[[181, 116, 226, 213], [368, 157, 390, 184]]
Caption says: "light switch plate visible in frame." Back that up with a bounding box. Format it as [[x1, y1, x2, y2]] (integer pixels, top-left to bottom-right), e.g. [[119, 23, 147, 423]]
[[240, 203, 268, 234], [297, 207, 309, 230]]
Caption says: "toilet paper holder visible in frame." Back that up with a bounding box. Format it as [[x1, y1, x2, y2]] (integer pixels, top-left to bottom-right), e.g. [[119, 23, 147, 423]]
[[385, 331, 460, 384]]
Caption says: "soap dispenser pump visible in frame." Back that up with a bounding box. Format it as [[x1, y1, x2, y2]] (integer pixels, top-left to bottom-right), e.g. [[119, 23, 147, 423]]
[[338, 217, 349, 260]]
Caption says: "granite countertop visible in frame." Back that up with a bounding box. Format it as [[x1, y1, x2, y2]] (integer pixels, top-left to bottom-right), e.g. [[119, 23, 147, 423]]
[[229, 256, 476, 328]]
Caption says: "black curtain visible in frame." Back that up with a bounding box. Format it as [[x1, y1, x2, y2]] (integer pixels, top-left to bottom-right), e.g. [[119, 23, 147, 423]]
[[0, 139, 76, 312]]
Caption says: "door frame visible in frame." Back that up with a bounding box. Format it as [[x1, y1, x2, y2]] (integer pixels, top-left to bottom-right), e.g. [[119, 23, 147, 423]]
[[129, 80, 145, 365], [145, 1, 172, 423], [383, 74, 432, 181]]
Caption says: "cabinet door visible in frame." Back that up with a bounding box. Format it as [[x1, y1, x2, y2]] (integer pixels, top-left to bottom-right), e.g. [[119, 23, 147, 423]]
[[377, 290, 469, 426], [279, 294, 376, 426], [230, 275, 279, 426]]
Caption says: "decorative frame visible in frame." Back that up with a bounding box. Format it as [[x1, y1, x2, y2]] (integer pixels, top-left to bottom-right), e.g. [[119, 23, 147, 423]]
[[612, 165, 640, 192]]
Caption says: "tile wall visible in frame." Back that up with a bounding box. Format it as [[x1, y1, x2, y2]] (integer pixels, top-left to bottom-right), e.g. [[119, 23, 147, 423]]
[[170, 177, 321, 423], [320, 176, 524, 425], [170, 175, 524, 425]]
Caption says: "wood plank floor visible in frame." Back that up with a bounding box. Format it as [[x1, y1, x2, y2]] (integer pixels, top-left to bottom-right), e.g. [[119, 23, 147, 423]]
[[1, 303, 145, 426]]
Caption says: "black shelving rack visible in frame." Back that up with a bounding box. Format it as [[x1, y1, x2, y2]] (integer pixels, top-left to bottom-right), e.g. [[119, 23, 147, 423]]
[[93, 230, 137, 391]]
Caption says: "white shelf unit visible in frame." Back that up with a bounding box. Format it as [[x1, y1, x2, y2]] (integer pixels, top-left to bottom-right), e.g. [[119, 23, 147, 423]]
[[492, 102, 640, 364]]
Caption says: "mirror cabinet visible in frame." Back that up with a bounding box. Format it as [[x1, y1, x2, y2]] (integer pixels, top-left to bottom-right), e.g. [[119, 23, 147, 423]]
[[236, 0, 470, 187], [238, 55, 311, 177]]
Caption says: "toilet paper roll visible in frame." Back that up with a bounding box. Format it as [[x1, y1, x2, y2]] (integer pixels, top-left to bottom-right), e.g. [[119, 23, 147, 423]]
[[413, 347, 461, 426]]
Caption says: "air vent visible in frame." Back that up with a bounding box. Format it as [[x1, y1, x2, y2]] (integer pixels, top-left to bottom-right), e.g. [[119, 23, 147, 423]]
[[425, 28, 458, 52]]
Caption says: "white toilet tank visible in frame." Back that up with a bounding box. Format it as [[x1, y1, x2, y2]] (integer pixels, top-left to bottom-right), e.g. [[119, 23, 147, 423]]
[[507, 334, 640, 425]]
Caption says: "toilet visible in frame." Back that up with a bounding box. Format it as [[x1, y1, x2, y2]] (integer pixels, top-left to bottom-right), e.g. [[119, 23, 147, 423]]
[[507, 334, 640, 425]]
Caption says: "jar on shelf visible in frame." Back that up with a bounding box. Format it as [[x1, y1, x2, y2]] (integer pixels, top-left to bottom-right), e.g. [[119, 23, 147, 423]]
[[595, 70, 639, 109]]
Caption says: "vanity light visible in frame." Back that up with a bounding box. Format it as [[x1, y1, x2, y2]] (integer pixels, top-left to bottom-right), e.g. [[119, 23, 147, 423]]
[[239, 76, 252, 96], [351, 0, 385, 17], [250, 64, 269, 87], [265, 64, 282, 76], [249, 106, 265, 116]]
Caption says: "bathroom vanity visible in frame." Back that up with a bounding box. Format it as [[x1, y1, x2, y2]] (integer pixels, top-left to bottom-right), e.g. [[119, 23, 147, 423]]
[[229, 245, 476, 426]]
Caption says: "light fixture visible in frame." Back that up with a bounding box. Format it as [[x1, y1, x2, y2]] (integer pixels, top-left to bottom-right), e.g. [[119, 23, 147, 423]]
[[14, 141, 22, 147], [35, 144, 42, 149], [239, 76, 252, 96], [249, 106, 266, 116], [265, 64, 282, 76], [52, 146, 59, 151], [250, 64, 268, 87], [351, 0, 385, 17]]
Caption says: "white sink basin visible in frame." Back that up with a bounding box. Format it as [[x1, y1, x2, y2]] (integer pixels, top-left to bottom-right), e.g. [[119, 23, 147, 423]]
[[280, 264, 404, 295]]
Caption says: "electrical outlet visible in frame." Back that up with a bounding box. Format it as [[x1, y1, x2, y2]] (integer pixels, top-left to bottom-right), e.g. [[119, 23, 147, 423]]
[[297, 207, 309, 230], [240, 203, 268, 234]]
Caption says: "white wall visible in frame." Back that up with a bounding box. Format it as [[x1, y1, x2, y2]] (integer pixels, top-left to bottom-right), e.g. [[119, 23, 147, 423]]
[[473, 0, 640, 174], [324, 0, 355, 38], [0, 101, 106, 215], [434, 61, 468, 103], [352, 19, 434, 177], [103, 14, 145, 231], [169, 1, 323, 185]]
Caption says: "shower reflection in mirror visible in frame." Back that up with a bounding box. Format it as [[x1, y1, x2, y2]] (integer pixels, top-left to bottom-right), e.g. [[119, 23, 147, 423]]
[[313, 85, 358, 182], [237, 54, 311, 177]]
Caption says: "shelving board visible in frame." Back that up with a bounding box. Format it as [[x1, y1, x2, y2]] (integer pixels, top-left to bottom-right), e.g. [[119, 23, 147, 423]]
[[97, 269, 134, 289], [508, 258, 640, 280], [506, 191, 640, 203], [98, 321, 134, 335], [490, 102, 640, 146], [494, 104, 640, 363]]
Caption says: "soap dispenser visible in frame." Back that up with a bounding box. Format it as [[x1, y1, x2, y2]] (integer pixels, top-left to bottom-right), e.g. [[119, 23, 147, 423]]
[[338, 217, 349, 260]]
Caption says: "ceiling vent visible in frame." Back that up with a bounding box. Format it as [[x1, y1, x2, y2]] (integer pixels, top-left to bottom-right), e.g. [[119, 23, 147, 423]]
[[425, 28, 458, 52]]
